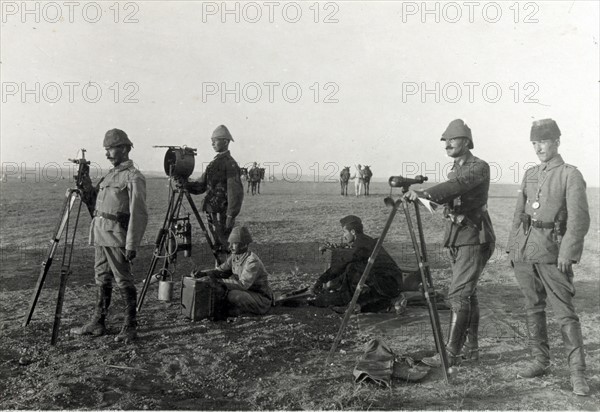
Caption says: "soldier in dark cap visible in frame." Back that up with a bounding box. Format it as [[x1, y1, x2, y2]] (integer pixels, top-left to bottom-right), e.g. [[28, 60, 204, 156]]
[[72, 128, 148, 343], [192, 226, 273, 316], [507, 119, 590, 396], [186, 125, 244, 255], [404, 119, 496, 367], [310, 215, 403, 312]]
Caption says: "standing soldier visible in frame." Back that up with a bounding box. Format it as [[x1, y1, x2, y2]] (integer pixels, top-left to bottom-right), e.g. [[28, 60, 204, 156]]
[[507, 119, 590, 396], [248, 162, 261, 195], [404, 119, 496, 366], [186, 125, 244, 255], [72, 128, 148, 343]]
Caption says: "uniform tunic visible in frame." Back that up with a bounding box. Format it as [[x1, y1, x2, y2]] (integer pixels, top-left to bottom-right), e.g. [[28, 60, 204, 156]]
[[216, 251, 273, 315], [423, 152, 495, 310], [507, 154, 590, 326], [188, 150, 243, 218], [315, 233, 403, 310], [188, 150, 244, 248], [89, 159, 148, 288]]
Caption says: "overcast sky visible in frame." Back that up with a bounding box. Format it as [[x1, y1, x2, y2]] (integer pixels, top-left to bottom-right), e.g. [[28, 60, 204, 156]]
[[1, 1, 599, 186]]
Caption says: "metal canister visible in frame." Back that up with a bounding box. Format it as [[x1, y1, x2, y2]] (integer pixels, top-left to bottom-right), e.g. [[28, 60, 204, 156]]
[[158, 280, 174, 302]]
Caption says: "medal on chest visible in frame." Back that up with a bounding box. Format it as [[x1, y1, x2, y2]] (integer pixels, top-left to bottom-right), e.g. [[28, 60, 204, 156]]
[[531, 201, 540, 209]]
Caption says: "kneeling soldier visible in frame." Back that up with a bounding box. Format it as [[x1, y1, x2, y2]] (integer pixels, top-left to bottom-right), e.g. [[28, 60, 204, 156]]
[[195, 226, 273, 316], [72, 129, 148, 343]]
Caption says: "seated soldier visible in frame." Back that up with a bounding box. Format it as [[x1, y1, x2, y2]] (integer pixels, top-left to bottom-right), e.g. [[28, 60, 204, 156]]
[[311, 215, 403, 312], [194, 226, 273, 316]]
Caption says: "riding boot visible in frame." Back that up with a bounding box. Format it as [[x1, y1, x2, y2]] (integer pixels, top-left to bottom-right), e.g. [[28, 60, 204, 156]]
[[71, 285, 112, 336], [422, 308, 470, 367], [517, 311, 550, 378], [114, 286, 137, 343], [562, 323, 589, 396], [463, 295, 480, 361]]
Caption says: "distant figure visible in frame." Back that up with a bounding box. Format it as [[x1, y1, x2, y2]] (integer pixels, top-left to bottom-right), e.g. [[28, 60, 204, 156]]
[[256, 167, 265, 194], [248, 162, 262, 196], [239, 167, 249, 182], [339, 166, 350, 196], [362, 165, 373, 196], [350, 164, 365, 197]]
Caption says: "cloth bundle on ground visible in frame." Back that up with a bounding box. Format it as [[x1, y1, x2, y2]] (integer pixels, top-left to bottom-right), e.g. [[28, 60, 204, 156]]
[[353, 339, 429, 388]]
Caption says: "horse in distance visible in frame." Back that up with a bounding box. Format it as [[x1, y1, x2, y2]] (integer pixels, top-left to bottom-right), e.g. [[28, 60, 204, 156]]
[[340, 166, 350, 196], [362, 165, 373, 196]]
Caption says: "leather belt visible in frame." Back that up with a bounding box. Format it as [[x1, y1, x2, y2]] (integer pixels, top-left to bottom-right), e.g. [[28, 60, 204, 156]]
[[530, 219, 554, 229]]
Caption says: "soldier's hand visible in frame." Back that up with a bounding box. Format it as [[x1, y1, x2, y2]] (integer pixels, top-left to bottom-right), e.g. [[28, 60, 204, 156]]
[[557, 257, 573, 274], [125, 249, 136, 262], [192, 270, 207, 279], [225, 215, 235, 231], [78, 174, 93, 190], [403, 190, 419, 202], [311, 280, 323, 294]]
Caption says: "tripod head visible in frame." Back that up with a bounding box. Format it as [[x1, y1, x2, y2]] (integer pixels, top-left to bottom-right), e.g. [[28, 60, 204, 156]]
[[68, 148, 91, 190]]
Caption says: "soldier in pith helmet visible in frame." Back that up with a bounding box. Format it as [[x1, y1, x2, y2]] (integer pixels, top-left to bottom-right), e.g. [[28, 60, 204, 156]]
[[186, 125, 244, 256], [405, 118, 495, 368], [72, 128, 148, 344], [507, 118, 591, 396]]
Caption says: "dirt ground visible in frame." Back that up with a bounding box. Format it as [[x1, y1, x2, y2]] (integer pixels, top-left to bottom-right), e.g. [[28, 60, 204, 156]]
[[1, 179, 599, 410]]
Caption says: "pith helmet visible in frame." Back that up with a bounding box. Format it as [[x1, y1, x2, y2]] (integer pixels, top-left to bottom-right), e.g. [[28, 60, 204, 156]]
[[441, 119, 473, 149], [530, 119, 561, 141], [104, 128, 133, 148], [228, 226, 252, 245], [212, 125, 234, 142]]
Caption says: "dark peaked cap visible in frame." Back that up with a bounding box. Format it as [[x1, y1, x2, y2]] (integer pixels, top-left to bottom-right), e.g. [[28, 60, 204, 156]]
[[340, 215, 362, 228]]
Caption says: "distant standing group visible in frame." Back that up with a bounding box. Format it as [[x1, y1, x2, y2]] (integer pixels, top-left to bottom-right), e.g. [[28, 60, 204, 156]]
[[340, 164, 373, 197]]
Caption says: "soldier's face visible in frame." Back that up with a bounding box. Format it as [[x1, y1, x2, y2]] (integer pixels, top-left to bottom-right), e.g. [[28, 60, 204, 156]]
[[229, 242, 247, 254], [533, 139, 560, 162], [211, 138, 229, 153], [342, 228, 356, 244], [443, 137, 469, 158], [105, 145, 127, 166]]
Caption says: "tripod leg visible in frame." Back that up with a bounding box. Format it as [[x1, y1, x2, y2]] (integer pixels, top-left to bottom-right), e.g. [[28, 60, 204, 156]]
[[402, 199, 450, 383], [137, 190, 183, 312], [23, 191, 78, 327], [183, 191, 223, 265], [325, 199, 401, 366]]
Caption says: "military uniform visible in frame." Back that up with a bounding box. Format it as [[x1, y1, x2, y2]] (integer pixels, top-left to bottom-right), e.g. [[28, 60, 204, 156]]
[[187, 125, 244, 252], [420, 119, 495, 366], [73, 128, 148, 343], [198, 226, 272, 316], [215, 250, 273, 315], [507, 119, 590, 396], [313, 232, 403, 311], [90, 159, 148, 287]]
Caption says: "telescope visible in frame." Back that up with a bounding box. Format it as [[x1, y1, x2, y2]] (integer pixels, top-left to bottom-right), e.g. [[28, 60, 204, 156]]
[[153, 146, 197, 180], [388, 174, 428, 190]]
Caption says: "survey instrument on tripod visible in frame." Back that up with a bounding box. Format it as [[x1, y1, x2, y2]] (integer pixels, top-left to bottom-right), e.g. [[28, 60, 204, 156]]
[[23, 149, 89, 345], [136, 146, 223, 312], [326, 174, 450, 383]]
